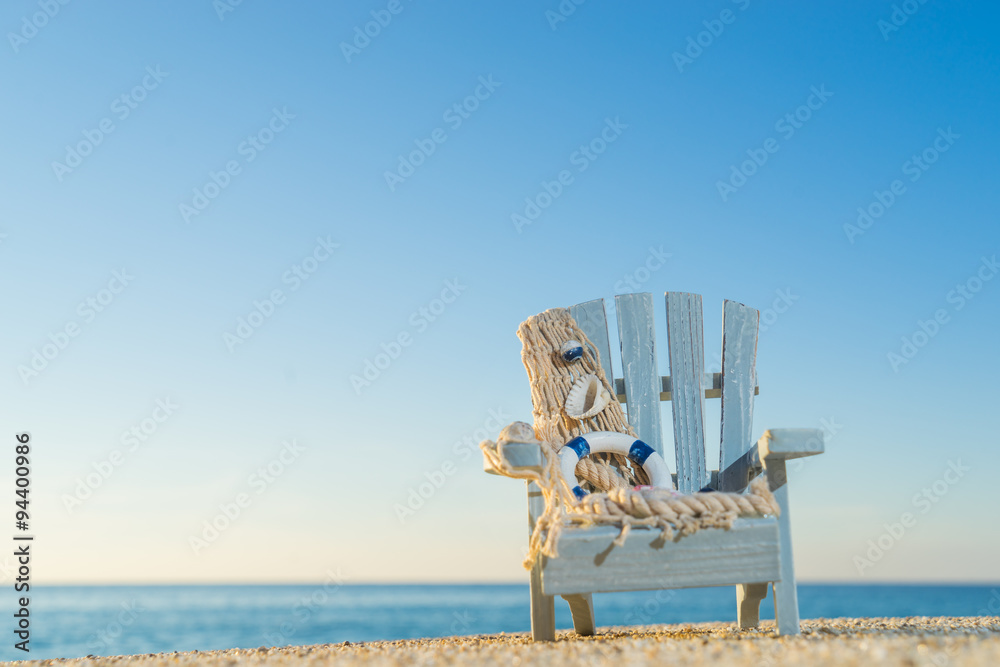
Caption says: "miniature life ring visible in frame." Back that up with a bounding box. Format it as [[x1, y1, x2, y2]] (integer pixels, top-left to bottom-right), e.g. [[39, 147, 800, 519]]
[[558, 431, 673, 499]]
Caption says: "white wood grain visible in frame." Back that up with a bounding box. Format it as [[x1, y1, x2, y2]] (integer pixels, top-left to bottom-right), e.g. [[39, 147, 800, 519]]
[[615, 293, 665, 457], [527, 481, 556, 641], [541, 518, 781, 596], [570, 299, 615, 386], [764, 459, 801, 635], [757, 429, 825, 460], [664, 292, 708, 493], [719, 300, 760, 488]]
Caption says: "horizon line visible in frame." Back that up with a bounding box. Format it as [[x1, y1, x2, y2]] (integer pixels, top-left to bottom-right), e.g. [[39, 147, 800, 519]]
[[31, 580, 1000, 588]]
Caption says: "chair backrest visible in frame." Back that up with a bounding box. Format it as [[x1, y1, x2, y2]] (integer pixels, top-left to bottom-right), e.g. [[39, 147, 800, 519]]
[[570, 292, 759, 494]]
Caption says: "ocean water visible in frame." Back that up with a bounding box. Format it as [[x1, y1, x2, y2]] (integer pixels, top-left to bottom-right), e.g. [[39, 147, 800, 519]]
[[7, 584, 999, 661]]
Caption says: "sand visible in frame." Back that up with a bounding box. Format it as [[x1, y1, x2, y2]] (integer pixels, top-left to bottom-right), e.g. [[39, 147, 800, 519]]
[[15, 616, 1000, 666]]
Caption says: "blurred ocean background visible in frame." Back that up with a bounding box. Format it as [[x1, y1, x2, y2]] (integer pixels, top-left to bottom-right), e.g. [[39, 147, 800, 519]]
[[9, 584, 999, 661]]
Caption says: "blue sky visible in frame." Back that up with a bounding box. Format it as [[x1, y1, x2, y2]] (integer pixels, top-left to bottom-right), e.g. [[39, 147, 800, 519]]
[[1, 0, 998, 584]]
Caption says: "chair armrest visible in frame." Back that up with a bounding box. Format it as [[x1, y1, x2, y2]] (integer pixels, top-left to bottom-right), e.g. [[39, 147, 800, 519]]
[[757, 428, 824, 460], [758, 428, 824, 492], [483, 441, 544, 475], [717, 428, 824, 492]]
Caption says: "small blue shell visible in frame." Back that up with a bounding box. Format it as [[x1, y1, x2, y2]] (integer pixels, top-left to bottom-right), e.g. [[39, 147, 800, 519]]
[[560, 340, 584, 362]]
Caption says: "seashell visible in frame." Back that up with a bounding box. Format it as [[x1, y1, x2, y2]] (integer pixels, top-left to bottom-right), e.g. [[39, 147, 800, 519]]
[[497, 421, 538, 446], [560, 339, 584, 363], [564, 374, 612, 420]]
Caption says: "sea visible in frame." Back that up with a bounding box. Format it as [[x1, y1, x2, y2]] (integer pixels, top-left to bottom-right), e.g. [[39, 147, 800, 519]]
[[6, 584, 999, 661]]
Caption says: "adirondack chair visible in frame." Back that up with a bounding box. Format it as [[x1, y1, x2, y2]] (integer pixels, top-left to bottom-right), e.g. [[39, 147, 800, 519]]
[[489, 292, 824, 640]]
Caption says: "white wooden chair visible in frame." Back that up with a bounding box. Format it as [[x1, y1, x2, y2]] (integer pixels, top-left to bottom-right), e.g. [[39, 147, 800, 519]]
[[491, 292, 824, 640]]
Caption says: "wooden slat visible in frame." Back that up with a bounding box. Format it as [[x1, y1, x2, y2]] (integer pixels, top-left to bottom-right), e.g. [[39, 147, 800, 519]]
[[615, 293, 664, 457], [570, 299, 615, 386], [671, 471, 719, 490], [528, 481, 556, 641], [765, 459, 801, 635], [664, 292, 708, 493], [614, 373, 759, 402], [541, 518, 781, 596], [717, 444, 763, 493], [719, 300, 760, 488]]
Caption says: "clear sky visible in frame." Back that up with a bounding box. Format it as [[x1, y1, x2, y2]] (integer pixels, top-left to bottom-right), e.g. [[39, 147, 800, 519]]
[[1, 1, 998, 585]]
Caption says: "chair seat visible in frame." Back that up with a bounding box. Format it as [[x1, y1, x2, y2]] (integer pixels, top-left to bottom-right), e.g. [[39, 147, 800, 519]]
[[541, 517, 782, 596]]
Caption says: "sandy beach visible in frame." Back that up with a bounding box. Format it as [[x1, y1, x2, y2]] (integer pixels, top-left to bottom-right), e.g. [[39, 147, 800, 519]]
[[14, 616, 999, 666]]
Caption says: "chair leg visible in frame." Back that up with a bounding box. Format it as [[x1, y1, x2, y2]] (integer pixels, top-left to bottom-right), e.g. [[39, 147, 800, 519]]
[[526, 481, 555, 641], [736, 583, 768, 629], [772, 579, 800, 636], [530, 559, 555, 641], [769, 459, 801, 635], [561, 593, 595, 636]]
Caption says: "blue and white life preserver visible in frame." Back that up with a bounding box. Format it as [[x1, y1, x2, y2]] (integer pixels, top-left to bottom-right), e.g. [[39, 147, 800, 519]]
[[558, 431, 673, 499]]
